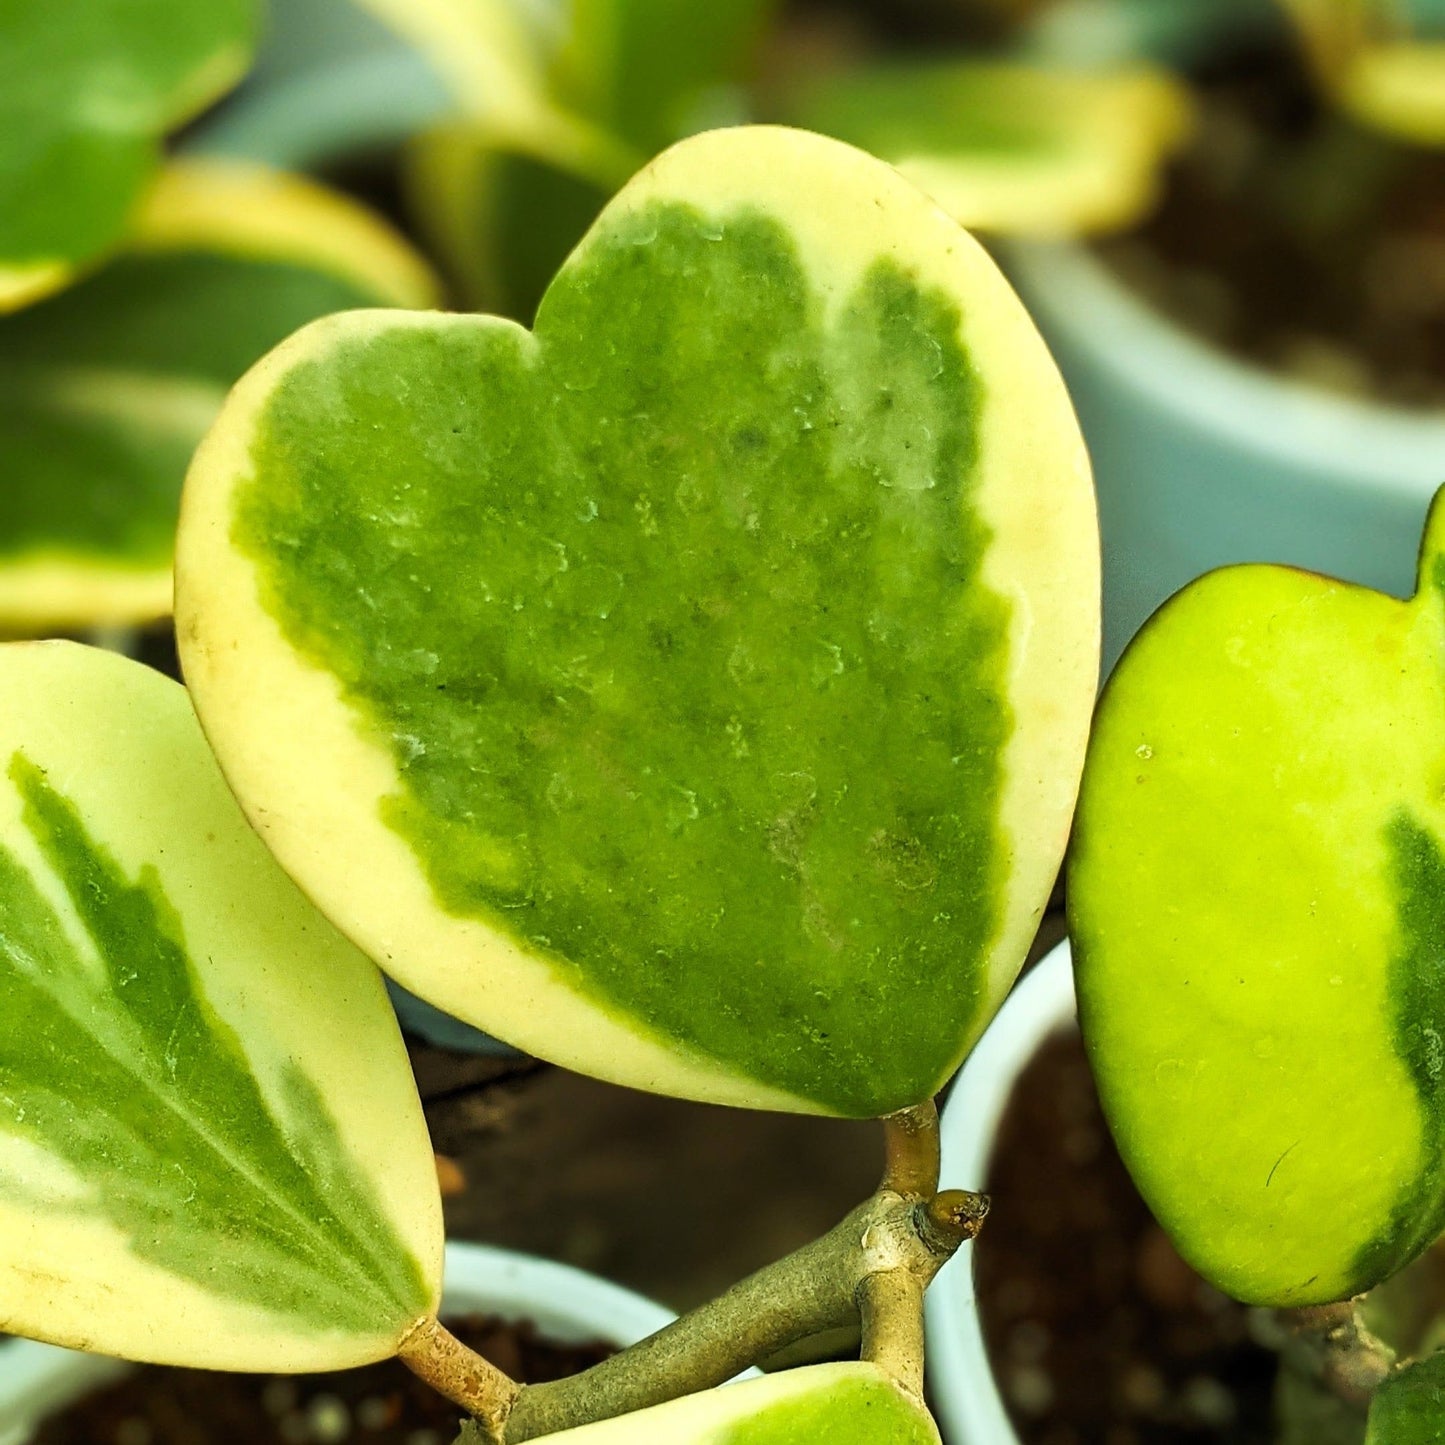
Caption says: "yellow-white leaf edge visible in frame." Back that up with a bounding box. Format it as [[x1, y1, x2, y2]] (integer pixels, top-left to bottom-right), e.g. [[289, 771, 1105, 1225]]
[[0, 158, 440, 635], [175, 125, 1099, 1114], [0, 642, 443, 1370]]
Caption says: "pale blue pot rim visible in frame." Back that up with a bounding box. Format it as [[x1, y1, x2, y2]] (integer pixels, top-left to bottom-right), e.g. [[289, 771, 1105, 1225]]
[[0, 1241, 677, 1445], [1003, 239, 1445, 507], [926, 940, 1076, 1445]]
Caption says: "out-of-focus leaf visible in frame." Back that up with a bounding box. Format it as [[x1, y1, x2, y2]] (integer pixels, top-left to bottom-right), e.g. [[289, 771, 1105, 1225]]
[[1341, 43, 1445, 146], [0, 0, 258, 312], [406, 123, 612, 318], [353, 0, 636, 185], [792, 62, 1193, 235], [178, 126, 1099, 1118], [557, 0, 778, 150], [0, 160, 438, 632], [0, 642, 443, 1370]]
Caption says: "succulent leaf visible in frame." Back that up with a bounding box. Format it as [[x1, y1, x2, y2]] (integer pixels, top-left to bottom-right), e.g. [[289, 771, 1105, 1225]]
[[178, 126, 1098, 1118], [0, 643, 441, 1369], [0, 0, 257, 311], [1071, 489, 1445, 1307], [792, 62, 1193, 236], [0, 160, 437, 632]]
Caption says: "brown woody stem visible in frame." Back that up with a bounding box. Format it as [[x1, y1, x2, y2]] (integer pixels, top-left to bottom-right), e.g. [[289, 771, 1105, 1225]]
[[399, 1317, 521, 1438]]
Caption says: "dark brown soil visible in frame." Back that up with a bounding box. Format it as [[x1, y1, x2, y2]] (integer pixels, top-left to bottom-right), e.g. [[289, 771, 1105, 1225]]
[[29, 1316, 613, 1445], [973, 1028, 1278, 1445], [1100, 41, 1445, 410]]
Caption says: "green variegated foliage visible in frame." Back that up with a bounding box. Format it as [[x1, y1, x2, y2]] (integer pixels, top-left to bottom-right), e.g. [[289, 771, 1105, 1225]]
[[0, 0, 257, 312], [533, 1363, 940, 1443], [0, 159, 438, 632], [1368, 1351, 1445, 1443], [177, 126, 1099, 1118], [1277, 0, 1445, 145], [788, 62, 1193, 236], [1071, 488, 1445, 1309], [0, 642, 443, 1370], [390, 0, 774, 319]]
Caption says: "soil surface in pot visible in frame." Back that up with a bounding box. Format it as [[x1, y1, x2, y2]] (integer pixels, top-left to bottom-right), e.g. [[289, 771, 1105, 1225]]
[[973, 1028, 1277, 1444], [29, 1317, 612, 1445], [1099, 40, 1445, 410]]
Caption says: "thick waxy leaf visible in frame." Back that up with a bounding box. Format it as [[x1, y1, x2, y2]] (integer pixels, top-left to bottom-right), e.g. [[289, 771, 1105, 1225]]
[[536, 1363, 940, 1443], [1071, 491, 1445, 1307], [0, 643, 442, 1369], [1368, 1352, 1445, 1443], [0, 159, 438, 632], [178, 126, 1098, 1117], [793, 63, 1192, 235], [0, 0, 257, 311]]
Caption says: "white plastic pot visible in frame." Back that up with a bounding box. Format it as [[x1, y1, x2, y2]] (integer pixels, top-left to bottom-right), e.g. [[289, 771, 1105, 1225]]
[[925, 940, 1077, 1445], [1004, 238, 1445, 674], [0, 1241, 675, 1445]]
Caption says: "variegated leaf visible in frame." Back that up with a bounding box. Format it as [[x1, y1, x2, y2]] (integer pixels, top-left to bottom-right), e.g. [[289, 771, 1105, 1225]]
[[0, 159, 438, 632], [0, 642, 442, 1369], [1071, 489, 1445, 1307], [793, 62, 1193, 235], [534, 1363, 940, 1443], [177, 126, 1098, 1118], [0, 0, 257, 311]]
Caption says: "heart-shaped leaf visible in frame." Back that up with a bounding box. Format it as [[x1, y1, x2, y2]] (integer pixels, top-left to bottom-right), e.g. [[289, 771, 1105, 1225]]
[[1071, 490, 1445, 1307], [0, 0, 257, 311], [0, 643, 441, 1369], [530, 1363, 939, 1443], [792, 63, 1193, 235], [178, 126, 1098, 1118], [1368, 1351, 1445, 1444], [0, 159, 438, 632]]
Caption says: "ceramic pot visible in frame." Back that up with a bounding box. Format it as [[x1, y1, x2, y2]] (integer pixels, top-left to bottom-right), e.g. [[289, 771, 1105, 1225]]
[[1004, 205, 1445, 677], [0, 1241, 675, 1445], [925, 940, 1077, 1445]]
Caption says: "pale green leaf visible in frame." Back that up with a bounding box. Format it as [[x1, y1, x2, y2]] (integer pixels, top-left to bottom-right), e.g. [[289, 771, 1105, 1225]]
[[1071, 487, 1445, 1306], [0, 642, 443, 1370]]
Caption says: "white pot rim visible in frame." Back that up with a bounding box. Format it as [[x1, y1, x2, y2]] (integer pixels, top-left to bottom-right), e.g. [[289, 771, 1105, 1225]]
[[0, 1241, 675, 1444], [1004, 238, 1445, 502], [924, 940, 1077, 1445]]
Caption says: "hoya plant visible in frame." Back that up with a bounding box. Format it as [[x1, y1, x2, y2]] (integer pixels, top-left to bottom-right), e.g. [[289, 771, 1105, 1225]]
[[1071, 489, 1445, 1441], [0, 0, 439, 637], [1, 125, 1099, 1441]]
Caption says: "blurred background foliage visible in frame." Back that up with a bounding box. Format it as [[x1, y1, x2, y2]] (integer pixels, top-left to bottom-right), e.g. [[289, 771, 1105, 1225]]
[[0, 0, 1442, 638]]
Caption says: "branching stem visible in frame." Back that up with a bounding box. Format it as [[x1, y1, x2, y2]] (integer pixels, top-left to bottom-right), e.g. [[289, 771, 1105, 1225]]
[[420, 1098, 987, 1444]]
